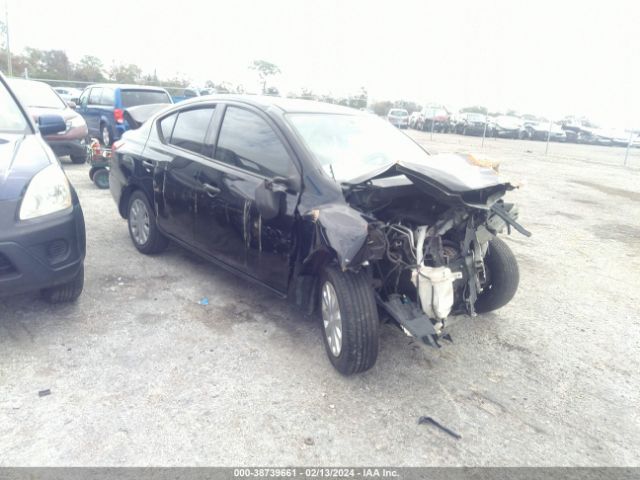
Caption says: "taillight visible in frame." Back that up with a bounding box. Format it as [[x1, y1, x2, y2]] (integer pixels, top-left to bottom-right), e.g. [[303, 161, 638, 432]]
[[114, 108, 124, 124]]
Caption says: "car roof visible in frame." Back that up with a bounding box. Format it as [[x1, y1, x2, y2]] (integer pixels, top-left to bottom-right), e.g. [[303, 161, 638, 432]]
[[174, 94, 363, 115], [87, 83, 170, 92]]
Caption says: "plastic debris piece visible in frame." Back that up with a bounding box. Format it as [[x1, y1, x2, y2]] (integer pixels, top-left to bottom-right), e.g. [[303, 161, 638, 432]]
[[418, 416, 461, 440], [198, 297, 209, 306], [38, 389, 51, 397]]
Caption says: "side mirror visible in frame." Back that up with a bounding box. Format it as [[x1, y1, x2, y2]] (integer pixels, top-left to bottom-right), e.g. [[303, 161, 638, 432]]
[[67, 100, 77, 109], [38, 114, 67, 136], [255, 178, 288, 220]]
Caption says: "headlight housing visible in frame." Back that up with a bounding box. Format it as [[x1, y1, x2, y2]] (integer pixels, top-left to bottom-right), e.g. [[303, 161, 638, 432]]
[[19, 163, 72, 220], [64, 115, 86, 132]]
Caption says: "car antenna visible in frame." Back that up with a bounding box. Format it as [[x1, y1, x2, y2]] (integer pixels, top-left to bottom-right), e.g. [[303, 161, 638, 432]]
[[329, 163, 337, 181]]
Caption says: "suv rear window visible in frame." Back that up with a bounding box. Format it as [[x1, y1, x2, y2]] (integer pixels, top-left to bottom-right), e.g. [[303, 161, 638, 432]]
[[121, 90, 171, 108]]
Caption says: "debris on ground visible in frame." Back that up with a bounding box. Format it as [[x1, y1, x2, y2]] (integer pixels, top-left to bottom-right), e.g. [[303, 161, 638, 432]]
[[418, 416, 461, 440], [198, 298, 209, 306], [304, 437, 315, 446], [38, 389, 51, 398]]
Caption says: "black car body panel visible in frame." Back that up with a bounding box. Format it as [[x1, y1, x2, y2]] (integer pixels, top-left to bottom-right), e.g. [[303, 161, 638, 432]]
[[110, 94, 525, 346]]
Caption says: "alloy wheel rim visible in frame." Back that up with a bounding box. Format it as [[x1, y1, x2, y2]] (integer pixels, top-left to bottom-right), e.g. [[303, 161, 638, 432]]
[[130, 199, 150, 245], [321, 281, 343, 357]]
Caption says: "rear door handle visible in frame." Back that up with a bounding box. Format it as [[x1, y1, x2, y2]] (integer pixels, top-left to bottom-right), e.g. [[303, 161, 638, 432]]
[[142, 160, 154, 170], [203, 183, 221, 197]]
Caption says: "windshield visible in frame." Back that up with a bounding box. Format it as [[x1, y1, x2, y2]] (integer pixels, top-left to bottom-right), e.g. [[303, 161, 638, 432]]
[[287, 113, 431, 183], [388, 109, 408, 117], [0, 80, 30, 133], [121, 89, 171, 107], [8, 79, 67, 110]]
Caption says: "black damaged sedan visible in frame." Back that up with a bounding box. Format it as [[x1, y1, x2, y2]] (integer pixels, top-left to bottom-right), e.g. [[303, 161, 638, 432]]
[[110, 95, 529, 374], [0, 73, 85, 303]]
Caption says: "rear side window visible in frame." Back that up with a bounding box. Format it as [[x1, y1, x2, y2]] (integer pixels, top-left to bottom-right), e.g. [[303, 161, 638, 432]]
[[89, 87, 103, 104], [121, 89, 171, 108], [215, 106, 292, 178], [168, 107, 215, 154], [100, 88, 115, 106]]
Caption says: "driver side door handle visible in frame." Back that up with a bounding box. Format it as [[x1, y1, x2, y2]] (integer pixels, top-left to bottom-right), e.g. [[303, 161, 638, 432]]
[[203, 183, 221, 197]]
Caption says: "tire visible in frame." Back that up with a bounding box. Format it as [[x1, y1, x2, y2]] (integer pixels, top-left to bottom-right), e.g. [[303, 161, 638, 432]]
[[70, 154, 86, 164], [475, 237, 519, 314], [41, 264, 84, 303], [127, 190, 169, 254], [93, 169, 109, 189], [89, 166, 98, 181], [319, 266, 379, 375], [100, 123, 112, 146]]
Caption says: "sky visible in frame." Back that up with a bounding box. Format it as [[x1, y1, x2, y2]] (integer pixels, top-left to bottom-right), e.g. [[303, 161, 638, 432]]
[[4, 0, 639, 129]]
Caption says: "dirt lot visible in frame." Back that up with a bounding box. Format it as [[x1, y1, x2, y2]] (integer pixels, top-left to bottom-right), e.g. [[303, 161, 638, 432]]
[[1, 133, 639, 466]]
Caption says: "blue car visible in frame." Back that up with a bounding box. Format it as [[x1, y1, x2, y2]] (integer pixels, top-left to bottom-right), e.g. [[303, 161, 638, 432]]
[[76, 84, 172, 145]]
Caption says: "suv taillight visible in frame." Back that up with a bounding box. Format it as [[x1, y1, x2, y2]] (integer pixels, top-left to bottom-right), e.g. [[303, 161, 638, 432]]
[[114, 108, 124, 124]]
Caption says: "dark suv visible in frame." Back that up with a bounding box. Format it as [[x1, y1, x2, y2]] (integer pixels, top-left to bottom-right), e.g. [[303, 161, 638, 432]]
[[0, 73, 85, 303]]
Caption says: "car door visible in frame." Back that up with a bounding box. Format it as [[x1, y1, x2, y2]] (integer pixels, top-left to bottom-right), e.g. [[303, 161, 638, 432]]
[[86, 87, 103, 135], [76, 88, 92, 133], [195, 104, 300, 293], [152, 105, 216, 243]]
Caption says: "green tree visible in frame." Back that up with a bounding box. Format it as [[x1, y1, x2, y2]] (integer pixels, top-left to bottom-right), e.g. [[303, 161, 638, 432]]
[[73, 55, 105, 82], [21, 47, 71, 79], [348, 87, 368, 109], [108, 63, 142, 83], [249, 59, 281, 93]]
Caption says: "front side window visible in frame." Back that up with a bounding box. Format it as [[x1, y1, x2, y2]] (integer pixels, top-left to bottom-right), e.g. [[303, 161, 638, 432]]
[[215, 106, 292, 178], [0, 79, 30, 133], [168, 107, 215, 154]]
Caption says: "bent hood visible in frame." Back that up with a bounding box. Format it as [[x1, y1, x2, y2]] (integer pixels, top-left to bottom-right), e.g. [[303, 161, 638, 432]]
[[346, 153, 517, 208], [0, 133, 53, 201]]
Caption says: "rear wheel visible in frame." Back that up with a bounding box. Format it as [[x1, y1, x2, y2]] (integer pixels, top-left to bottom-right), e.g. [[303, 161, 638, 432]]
[[475, 237, 519, 313], [127, 190, 168, 254], [42, 265, 84, 303], [70, 154, 86, 164], [100, 123, 112, 146], [319, 266, 379, 375]]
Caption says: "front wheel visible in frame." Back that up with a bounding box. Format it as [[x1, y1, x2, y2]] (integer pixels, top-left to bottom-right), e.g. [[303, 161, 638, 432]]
[[320, 266, 379, 375], [41, 264, 84, 303], [127, 190, 169, 254], [475, 237, 519, 313]]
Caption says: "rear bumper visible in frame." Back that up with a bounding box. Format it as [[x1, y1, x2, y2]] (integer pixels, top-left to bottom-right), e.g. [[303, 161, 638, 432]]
[[0, 203, 86, 298]]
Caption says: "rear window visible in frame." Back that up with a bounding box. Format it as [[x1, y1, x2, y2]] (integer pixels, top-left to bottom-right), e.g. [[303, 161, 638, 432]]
[[121, 90, 171, 108], [389, 109, 408, 117]]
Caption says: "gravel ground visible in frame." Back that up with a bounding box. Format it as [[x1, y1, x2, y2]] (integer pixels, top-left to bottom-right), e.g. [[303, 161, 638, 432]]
[[1, 133, 639, 466]]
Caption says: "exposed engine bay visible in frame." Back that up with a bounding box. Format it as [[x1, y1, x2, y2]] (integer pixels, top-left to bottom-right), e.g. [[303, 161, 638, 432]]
[[343, 173, 530, 347]]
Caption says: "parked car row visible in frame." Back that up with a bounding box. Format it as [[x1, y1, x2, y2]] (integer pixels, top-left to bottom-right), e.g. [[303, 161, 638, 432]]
[[389, 107, 638, 146]]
